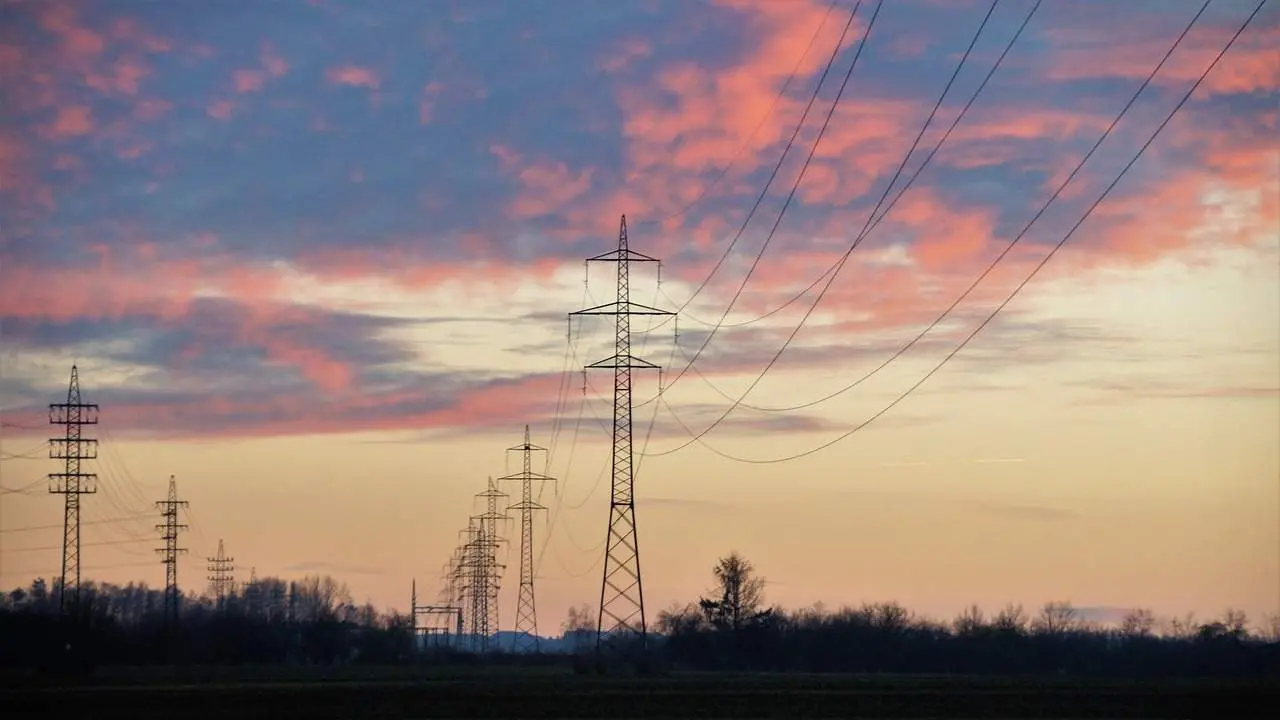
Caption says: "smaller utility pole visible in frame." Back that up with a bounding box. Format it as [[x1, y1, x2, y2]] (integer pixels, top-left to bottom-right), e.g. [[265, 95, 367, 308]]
[[497, 425, 555, 653], [154, 474, 188, 632], [206, 539, 235, 608]]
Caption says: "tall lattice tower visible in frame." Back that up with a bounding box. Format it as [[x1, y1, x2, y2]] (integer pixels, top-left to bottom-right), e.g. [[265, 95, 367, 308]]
[[497, 425, 555, 653], [48, 364, 99, 618], [206, 539, 235, 607], [570, 215, 673, 667], [454, 526, 481, 647], [474, 477, 509, 650], [154, 474, 189, 628]]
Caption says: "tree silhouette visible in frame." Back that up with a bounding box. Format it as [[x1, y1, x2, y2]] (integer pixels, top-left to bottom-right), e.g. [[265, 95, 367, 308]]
[[698, 552, 772, 632]]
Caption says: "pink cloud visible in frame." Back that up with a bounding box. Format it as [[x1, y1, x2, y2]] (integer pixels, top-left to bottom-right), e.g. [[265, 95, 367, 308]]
[[234, 69, 266, 93], [262, 45, 288, 77], [207, 100, 235, 120], [326, 65, 381, 89], [133, 99, 172, 121], [420, 81, 444, 125], [599, 37, 652, 74], [46, 105, 93, 137]]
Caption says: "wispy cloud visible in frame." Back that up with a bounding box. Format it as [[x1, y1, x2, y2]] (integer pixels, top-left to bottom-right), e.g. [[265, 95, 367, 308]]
[[0, 0, 1273, 440]]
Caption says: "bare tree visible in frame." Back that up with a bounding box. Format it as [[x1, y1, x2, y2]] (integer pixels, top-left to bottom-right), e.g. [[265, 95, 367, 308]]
[[1119, 608, 1156, 638], [1165, 612, 1198, 640], [954, 604, 986, 636], [699, 551, 771, 632], [1221, 608, 1249, 638], [1259, 613, 1280, 643], [656, 602, 704, 635], [561, 603, 594, 635], [992, 603, 1027, 634], [1033, 601, 1079, 635], [866, 601, 912, 632]]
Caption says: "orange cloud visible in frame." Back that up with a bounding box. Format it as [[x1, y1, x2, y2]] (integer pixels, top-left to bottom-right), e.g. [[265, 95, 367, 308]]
[[1045, 22, 1280, 97], [614, 0, 852, 204], [326, 65, 380, 89]]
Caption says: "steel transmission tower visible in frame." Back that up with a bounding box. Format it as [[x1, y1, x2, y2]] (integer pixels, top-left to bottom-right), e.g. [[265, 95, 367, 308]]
[[473, 477, 509, 650], [154, 474, 189, 628], [497, 425, 555, 653], [570, 215, 673, 667], [48, 364, 99, 618], [206, 539, 235, 607]]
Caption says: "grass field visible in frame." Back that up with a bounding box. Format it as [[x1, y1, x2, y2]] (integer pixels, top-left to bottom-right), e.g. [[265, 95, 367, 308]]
[[0, 666, 1273, 718]]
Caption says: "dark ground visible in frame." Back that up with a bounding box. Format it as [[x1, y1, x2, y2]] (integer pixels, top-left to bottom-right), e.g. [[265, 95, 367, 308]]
[[0, 667, 1274, 719]]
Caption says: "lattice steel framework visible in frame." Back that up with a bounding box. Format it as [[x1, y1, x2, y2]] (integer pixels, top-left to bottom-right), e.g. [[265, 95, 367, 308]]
[[48, 364, 99, 618], [497, 425, 555, 652], [155, 474, 189, 628], [569, 215, 672, 666], [473, 477, 509, 650], [206, 538, 235, 607]]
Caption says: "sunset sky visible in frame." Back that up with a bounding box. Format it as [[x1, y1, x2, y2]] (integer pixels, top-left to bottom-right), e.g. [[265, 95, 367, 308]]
[[1, 0, 1277, 633]]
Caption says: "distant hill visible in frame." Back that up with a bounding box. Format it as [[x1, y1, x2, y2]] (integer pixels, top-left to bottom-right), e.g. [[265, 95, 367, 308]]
[[419, 629, 643, 654]]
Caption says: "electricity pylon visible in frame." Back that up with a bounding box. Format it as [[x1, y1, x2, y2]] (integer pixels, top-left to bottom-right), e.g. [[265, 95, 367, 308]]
[[497, 425, 556, 653], [473, 477, 509, 651], [48, 364, 99, 618], [206, 539, 235, 607], [570, 215, 673, 668], [154, 474, 189, 629]]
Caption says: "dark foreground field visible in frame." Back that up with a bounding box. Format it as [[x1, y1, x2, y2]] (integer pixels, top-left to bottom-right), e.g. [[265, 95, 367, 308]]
[[1, 667, 1275, 719]]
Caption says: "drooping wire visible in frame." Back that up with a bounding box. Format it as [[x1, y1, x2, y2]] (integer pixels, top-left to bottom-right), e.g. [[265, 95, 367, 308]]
[[647, 0, 1016, 414], [647, 1, 867, 318], [634, 1, 883, 413], [643, 0, 1211, 456], [653, 0, 1265, 464], [631, 0, 842, 229], [659, 0, 1033, 335]]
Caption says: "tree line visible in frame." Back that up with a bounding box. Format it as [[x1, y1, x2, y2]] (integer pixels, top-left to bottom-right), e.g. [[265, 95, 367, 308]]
[[3, 555, 1278, 678], [648, 552, 1280, 677], [0, 575, 417, 670]]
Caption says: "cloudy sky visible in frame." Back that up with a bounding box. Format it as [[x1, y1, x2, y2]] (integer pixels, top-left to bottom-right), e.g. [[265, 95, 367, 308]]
[[1, 0, 1277, 630]]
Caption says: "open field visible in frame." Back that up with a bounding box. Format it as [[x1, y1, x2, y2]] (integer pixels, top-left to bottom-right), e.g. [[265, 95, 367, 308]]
[[1, 667, 1274, 719]]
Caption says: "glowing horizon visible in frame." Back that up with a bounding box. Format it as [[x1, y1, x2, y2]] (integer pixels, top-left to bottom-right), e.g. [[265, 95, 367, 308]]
[[1, 0, 1277, 631]]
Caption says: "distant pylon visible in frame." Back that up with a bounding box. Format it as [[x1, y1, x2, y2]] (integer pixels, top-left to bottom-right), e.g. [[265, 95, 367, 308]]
[[48, 364, 99, 618], [570, 215, 672, 668], [497, 425, 555, 653], [154, 474, 189, 629], [206, 539, 235, 607], [473, 477, 509, 651]]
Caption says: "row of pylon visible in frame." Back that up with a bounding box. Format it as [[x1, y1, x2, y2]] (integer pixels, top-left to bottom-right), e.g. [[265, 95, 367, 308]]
[[412, 425, 555, 654]]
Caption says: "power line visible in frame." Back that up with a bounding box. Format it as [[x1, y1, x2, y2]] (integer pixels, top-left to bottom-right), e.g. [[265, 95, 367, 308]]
[[1, 513, 153, 534], [646, 0, 1000, 413], [654, 0, 1266, 465], [659, 0, 1027, 340], [633, 0, 884, 410], [632, 0, 842, 229], [643, 0, 1214, 458], [649, 1, 866, 317], [0, 478, 47, 496], [4, 537, 151, 554]]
